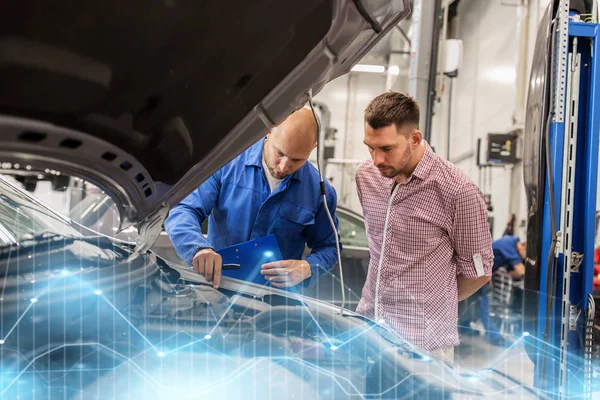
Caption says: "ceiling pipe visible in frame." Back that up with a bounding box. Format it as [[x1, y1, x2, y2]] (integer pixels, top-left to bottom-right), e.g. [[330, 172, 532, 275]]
[[425, 0, 443, 143], [407, 0, 442, 143]]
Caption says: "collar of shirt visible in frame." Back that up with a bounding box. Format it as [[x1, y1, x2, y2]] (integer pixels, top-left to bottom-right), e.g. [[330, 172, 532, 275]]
[[409, 141, 435, 181], [261, 155, 283, 192], [383, 141, 435, 191], [244, 137, 304, 182]]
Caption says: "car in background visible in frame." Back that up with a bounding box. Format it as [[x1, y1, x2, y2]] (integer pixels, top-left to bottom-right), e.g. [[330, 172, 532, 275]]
[[301, 206, 369, 310]]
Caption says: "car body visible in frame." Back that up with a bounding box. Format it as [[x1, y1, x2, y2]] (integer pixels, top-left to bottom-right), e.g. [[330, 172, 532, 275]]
[[0, 1, 543, 398], [0, 176, 542, 399]]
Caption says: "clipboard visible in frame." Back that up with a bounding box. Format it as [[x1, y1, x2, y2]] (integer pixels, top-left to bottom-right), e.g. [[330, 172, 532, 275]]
[[216, 234, 283, 284]]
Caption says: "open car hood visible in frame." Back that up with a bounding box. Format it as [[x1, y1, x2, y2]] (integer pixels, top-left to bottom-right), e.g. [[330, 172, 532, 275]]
[[0, 0, 410, 250]]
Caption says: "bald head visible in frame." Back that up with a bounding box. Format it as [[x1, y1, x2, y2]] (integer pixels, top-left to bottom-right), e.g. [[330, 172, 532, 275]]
[[273, 107, 318, 145], [263, 107, 319, 179]]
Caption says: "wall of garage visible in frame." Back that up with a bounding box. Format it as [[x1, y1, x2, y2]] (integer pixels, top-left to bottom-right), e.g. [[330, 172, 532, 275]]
[[313, 71, 388, 214], [429, 0, 551, 240], [430, 0, 525, 240], [314, 0, 553, 240], [312, 24, 411, 215], [3, 175, 71, 215]]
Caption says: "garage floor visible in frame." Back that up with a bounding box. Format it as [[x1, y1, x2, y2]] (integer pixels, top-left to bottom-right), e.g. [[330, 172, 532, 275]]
[[455, 334, 535, 386]]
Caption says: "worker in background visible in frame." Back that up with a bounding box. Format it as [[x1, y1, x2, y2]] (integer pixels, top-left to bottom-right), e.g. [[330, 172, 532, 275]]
[[354, 92, 494, 364], [491, 235, 526, 279], [472, 235, 527, 345], [165, 107, 340, 289]]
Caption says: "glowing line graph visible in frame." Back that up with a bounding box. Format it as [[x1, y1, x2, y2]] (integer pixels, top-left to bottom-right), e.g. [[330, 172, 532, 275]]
[[160, 355, 365, 398], [134, 327, 241, 364], [0, 300, 35, 343], [207, 294, 242, 337], [1, 303, 412, 397], [282, 291, 338, 347], [155, 337, 237, 362], [266, 357, 367, 400], [51, 274, 222, 358], [98, 293, 159, 353], [468, 333, 591, 399], [335, 323, 377, 348], [221, 297, 264, 338], [173, 330, 530, 398], [0, 285, 54, 343], [0, 342, 162, 395], [0, 271, 235, 361], [318, 269, 363, 301], [0, 262, 573, 398], [184, 354, 541, 399], [278, 322, 379, 363], [0, 319, 560, 399]]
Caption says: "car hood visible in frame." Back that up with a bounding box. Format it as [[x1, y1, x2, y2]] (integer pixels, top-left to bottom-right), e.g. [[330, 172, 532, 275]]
[[162, 260, 544, 399], [0, 0, 410, 250]]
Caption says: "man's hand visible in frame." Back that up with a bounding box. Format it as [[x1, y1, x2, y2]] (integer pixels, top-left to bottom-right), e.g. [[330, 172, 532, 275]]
[[508, 263, 525, 280], [260, 260, 312, 288], [192, 249, 222, 289]]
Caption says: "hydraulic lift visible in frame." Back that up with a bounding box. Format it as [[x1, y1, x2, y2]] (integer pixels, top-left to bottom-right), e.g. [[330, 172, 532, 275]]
[[523, 0, 600, 397]]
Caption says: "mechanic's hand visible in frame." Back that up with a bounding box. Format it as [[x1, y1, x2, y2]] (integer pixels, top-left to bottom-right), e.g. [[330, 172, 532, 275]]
[[192, 249, 222, 289], [260, 260, 312, 288]]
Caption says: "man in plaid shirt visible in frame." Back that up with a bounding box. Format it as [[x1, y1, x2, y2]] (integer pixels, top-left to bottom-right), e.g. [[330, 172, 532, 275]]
[[355, 92, 494, 363]]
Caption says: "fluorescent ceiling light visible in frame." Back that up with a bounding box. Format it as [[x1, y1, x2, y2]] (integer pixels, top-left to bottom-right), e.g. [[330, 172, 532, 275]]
[[351, 64, 386, 73], [388, 65, 400, 75]]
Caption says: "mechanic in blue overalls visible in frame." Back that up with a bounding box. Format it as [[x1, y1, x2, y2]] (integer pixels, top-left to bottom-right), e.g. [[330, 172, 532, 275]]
[[165, 107, 340, 290], [477, 235, 527, 345]]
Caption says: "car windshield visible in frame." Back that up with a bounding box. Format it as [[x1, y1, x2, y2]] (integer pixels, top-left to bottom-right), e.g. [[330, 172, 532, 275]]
[[0, 177, 82, 244]]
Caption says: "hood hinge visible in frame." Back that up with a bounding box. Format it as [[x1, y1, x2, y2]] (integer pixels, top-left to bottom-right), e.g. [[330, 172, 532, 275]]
[[133, 202, 170, 254]]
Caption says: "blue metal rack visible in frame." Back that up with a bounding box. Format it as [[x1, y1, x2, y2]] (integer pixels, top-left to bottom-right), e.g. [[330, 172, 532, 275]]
[[533, 6, 600, 398]]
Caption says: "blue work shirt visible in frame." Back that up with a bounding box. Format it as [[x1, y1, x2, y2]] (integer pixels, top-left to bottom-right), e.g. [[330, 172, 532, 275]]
[[492, 235, 522, 272], [164, 138, 340, 287]]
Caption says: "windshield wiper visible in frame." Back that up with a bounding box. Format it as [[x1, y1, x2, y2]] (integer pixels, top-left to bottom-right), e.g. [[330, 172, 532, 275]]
[[0, 232, 118, 259]]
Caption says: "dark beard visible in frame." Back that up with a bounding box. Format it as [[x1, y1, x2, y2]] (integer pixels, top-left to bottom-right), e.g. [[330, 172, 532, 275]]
[[376, 148, 412, 179]]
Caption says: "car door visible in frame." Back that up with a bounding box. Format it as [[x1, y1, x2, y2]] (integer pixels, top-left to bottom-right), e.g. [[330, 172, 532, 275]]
[[337, 207, 369, 260], [300, 207, 370, 310]]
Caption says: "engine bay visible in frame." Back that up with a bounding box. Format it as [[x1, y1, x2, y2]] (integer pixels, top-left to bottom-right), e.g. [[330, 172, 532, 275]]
[[0, 244, 440, 399]]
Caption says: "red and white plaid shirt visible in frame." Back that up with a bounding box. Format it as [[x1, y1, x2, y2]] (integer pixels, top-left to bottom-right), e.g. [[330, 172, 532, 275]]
[[355, 142, 493, 351]]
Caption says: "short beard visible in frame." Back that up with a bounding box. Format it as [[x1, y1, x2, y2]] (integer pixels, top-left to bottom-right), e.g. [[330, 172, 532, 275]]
[[377, 167, 400, 178], [376, 147, 412, 179]]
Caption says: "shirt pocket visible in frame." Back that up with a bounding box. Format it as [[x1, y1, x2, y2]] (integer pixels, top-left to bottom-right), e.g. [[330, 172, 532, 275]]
[[274, 202, 316, 239]]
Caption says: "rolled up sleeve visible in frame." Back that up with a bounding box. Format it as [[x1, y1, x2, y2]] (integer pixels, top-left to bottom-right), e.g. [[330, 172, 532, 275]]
[[451, 181, 494, 279]]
